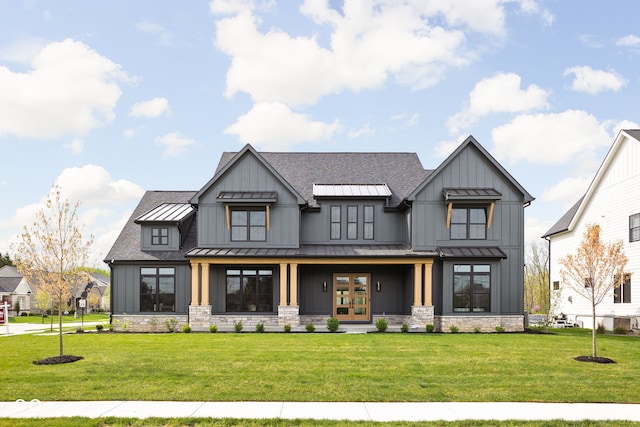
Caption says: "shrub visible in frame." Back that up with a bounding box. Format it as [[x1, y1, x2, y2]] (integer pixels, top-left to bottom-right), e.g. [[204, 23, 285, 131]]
[[283, 323, 292, 333], [305, 323, 315, 333], [76, 327, 84, 333], [209, 325, 218, 333], [425, 323, 435, 333], [255, 322, 265, 333], [165, 318, 178, 333], [495, 326, 505, 333], [400, 323, 409, 333], [234, 321, 243, 333], [449, 325, 459, 333], [613, 326, 628, 335], [181, 324, 191, 333], [326, 317, 339, 333], [596, 323, 607, 334], [474, 326, 482, 333], [375, 318, 388, 332], [95, 324, 104, 332]]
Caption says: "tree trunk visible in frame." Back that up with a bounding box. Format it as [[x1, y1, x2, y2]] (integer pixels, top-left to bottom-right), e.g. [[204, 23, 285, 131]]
[[58, 301, 64, 357], [591, 303, 597, 357]]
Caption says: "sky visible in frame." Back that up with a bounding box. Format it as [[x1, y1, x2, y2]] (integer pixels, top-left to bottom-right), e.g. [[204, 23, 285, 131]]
[[1, 0, 639, 268]]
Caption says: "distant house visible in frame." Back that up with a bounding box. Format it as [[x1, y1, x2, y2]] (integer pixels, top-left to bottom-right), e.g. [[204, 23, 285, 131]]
[[0, 265, 33, 315], [70, 272, 110, 314], [544, 129, 640, 331], [106, 136, 533, 332]]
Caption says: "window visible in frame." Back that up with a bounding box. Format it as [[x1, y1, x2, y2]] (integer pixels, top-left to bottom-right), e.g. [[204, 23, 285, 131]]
[[226, 268, 273, 312], [364, 205, 374, 240], [231, 208, 266, 241], [553, 281, 560, 291], [451, 207, 486, 240], [347, 206, 358, 239], [330, 206, 341, 240], [630, 213, 640, 242], [152, 227, 168, 245], [140, 267, 175, 312], [614, 274, 631, 304], [453, 264, 490, 312]]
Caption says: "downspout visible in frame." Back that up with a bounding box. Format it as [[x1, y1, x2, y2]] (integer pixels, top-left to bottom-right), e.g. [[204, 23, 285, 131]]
[[108, 260, 114, 327], [544, 236, 551, 321]]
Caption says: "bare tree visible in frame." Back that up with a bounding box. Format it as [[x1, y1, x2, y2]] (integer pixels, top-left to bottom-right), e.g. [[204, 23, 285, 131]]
[[12, 186, 93, 357], [524, 241, 549, 314], [559, 224, 627, 358]]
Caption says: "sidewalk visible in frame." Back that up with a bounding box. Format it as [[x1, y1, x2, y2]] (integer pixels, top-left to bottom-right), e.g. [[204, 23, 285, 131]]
[[1, 401, 640, 421]]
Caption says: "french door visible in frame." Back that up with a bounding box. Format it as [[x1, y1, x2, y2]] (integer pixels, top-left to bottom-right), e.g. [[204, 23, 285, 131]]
[[333, 273, 370, 321]]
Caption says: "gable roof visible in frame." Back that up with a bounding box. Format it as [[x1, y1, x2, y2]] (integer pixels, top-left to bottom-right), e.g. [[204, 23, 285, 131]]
[[407, 135, 534, 204], [104, 191, 197, 262], [543, 129, 640, 238], [215, 148, 431, 208], [190, 144, 306, 205], [0, 276, 22, 293]]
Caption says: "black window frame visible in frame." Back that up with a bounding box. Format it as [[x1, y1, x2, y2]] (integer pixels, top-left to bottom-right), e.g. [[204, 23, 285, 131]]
[[230, 207, 267, 242], [225, 268, 274, 313], [630, 213, 640, 242], [451, 207, 487, 240], [140, 267, 175, 312], [330, 205, 341, 240], [151, 227, 168, 245], [614, 274, 631, 304], [453, 264, 491, 313], [364, 205, 374, 240], [347, 205, 358, 240]]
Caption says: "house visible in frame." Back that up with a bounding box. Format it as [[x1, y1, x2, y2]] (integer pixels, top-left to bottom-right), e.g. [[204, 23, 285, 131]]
[[105, 136, 533, 332], [543, 129, 640, 331], [0, 265, 34, 316], [70, 272, 110, 314]]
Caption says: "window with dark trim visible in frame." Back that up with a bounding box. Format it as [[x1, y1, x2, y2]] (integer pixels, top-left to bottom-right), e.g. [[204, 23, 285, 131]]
[[453, 264, 490, 312], [330, 206, 341, 240], [347, 206, 358, 240], [226, 268, 273, 312], [614, 274, 631, 304], [364, 205, 374, 240], [630, 213, 640, 242], [231, 208, 266, 241], [152, 227, 168, 245], [451, 207, 486, 240], [553, 281, 560, 291], [140, 267, 175, 312]]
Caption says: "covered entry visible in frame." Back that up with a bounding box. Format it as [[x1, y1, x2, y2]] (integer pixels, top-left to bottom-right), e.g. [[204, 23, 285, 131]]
[[334, 273, 369, 321]]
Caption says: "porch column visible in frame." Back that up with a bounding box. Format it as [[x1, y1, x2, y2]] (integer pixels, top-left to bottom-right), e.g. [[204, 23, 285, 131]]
[[201, 262, 210, 306], [279, 263, 288, 306], [190, 262, 200, 306], [289, 263, 298, 306], [423, 260, 433, 306], [413, 263, 423, 306]]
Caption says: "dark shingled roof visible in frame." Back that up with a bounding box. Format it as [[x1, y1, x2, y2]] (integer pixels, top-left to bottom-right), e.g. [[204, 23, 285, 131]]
[[216, 151, 432, 207], [0, 276, 22, 293], [104, 191, 197, 262], [542, 196, 584, 238]]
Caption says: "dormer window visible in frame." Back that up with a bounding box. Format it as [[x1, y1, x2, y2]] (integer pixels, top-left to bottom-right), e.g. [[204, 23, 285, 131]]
[[152, 227, 168, 245], [451, 207, 486, 240], [444, 188, 501, 241], [217, 191, 277, 243]]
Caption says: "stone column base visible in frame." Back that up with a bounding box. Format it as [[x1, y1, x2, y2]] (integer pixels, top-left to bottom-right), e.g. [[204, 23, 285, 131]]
[[410, 305, 434, 328], [278, 305, 300, 326], [189, 305, 211, 328]]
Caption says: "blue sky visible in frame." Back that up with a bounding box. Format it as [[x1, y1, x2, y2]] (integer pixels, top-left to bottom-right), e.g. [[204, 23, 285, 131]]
[[1, 0, 639, 266]]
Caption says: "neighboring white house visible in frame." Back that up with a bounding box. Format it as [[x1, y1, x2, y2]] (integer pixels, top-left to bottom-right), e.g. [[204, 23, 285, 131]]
[[0, 265, 34, 315], [543, 129, 640, 331]]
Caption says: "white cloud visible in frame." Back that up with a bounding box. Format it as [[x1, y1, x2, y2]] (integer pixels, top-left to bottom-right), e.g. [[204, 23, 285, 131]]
[[517, 0, 554, 26], [54, 164, 145, 205], [155, 132, 196, 157], [135, 20, 175, 47], [123, 129, 135, 138], [540, 175, 592, 209], [433, 135, 468, 158], [447, 73, 549, 134], [224, 102, 342, 150], [525, 216, 555, 245], [348, 124, 375, 139], [564, 66, 627, 94], [130, 97, 170, 118], [0, 37, 48, 64], [0, 39, 129, 139], [616, 34, 640, 47], [491, 110, 612, 165], [390, 113, 419, 129], [65, 138, 84, 154]]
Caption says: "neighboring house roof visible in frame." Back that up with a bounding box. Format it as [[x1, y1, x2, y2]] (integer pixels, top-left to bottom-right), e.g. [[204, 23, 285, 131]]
[[104, 191, 197, 262], [543, 129, 640, 238], [0, 277, 22, 293], [213, 147, 432, 208], [407, 136, 534, 204], [0, 265, 21, 277]]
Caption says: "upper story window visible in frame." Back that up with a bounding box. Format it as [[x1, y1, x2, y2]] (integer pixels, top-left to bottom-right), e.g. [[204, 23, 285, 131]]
[[630, 213, 640, 242], [451, 207, 486, 240], [330, 206, 341, 240], [347, 206, 358, 239], [152, 227, 168, 245], [364, 205, 374, 240], [614, 274, 631, 304], [231, 208, 266, 241]]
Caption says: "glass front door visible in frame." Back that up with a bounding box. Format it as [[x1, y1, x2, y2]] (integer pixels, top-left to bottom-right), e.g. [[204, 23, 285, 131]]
[[333, 273, 370, 321]]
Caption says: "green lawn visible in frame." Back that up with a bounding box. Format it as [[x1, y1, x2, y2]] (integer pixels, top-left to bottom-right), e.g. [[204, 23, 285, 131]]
[[7, 313, 110, 324], [1, 328, 638, 403]]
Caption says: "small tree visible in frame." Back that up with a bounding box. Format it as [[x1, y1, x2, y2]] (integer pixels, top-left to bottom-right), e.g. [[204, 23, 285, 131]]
[[559, 224, 627, 358], [12, 186, 93, 358], [524, 241, 549, 313]]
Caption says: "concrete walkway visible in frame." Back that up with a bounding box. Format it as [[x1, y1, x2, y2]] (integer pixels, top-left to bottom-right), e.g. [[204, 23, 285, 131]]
[[1, 400, 639, 422]]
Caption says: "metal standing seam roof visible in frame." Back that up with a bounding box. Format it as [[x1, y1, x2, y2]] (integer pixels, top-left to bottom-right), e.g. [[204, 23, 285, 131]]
[[217, 191, 278, 202], [443, 188, 502, 200], [438, 247, 507, 258], [135, 203, 195, 223], [313, 184, 392, 198], [186, 244, 439, 258]]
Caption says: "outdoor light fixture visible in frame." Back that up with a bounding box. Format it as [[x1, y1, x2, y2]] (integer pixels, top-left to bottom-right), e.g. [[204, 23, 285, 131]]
[[376, 281, 381, 292], [322, 281, 327, 292]]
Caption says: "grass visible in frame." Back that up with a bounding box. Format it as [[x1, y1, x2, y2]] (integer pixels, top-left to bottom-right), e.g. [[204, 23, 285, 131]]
[[0, 328, 639, 403], [8, 313, 110, 324]]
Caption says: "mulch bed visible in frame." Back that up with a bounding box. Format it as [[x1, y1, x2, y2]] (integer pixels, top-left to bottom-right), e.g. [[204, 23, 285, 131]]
[[33, 355, 84, 365], [574, 355, 616, 364]]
